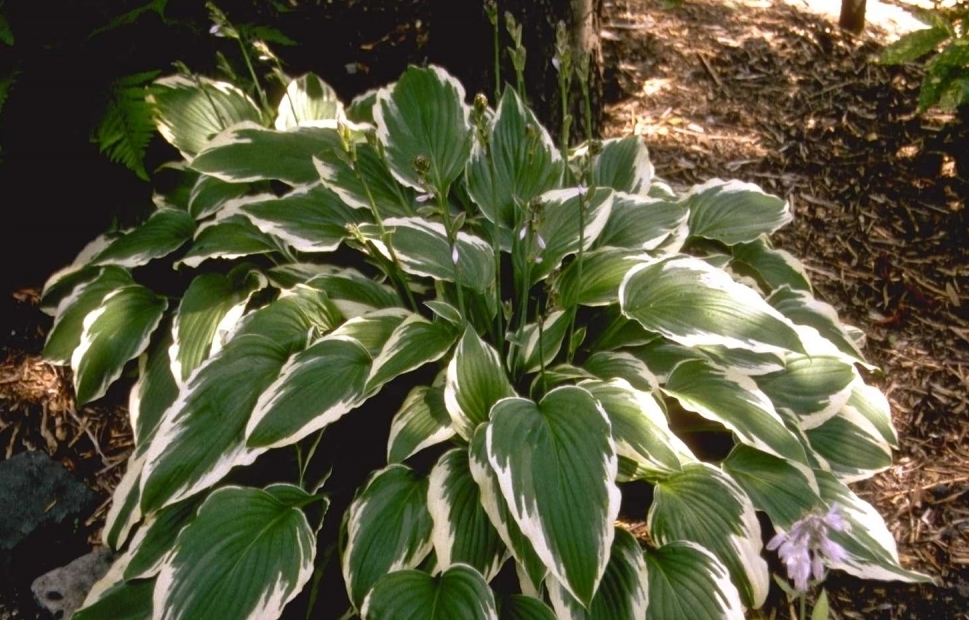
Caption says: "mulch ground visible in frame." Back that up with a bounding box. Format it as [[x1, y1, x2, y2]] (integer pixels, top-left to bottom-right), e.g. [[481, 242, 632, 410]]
[[2, 0, 968, 618]]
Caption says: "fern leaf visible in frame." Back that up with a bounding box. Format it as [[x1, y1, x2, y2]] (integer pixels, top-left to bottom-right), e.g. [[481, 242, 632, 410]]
[[93, 70, 161, 181]]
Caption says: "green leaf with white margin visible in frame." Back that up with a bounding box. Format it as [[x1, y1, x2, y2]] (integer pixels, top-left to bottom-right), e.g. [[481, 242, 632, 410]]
[[103, 453, 148, 551], [768, 286, 869, 366], [530, 187, 614, 283], [275, 73, 343, 130], [153, 484, 319, 620], [805, 405, 893, 482], [500, 595, 557, 620], [232, 283, 343, 346], [361, 564, 498, 620], [330, 308, 409, 357], [44, 266, 134, 364], [314, 142, 413, 218], [664, 359, 806, 463], [362, 217, 495, 293], [593, 136, 654, 196], [366, 314, 457, 392], [625, 339, 703, 382], [190, 123, 344, 185], [342, 465, 434, 609], [595, 193, 687, 251], [466, 87, 562, 228], [92, 209, 195, 268], [246, 335, 371, 449], [304, 267, 401, 318], [140, 334, 291, 513], [644, 541, 745, 620], [73, 578, 154, 620], [170, 270, 266, 385], [648, 463, 768, 608], [581, 379, 688, 482], [684, 179, 791, 246], [177, 213, 282, 269], [188, 174, 250, 220], [582, 351, 659, 393], [125, 495, 203, 580], [555, 249, 639, 308], [374, 65, 473, 194], [620, 255, 806, 355], [71, 285, 167, 404], [428, 448, 507, 580], [388, 385, 454, 463], [754, 355, 855, 429], [468, 427, 547, 593], [697, 345, 785, 376], [445, 327, 516, 440], [149, 75, 261, 158], [722, 445, 822, 528], [507, 310, 569, 375], [487, 387, 620, 606], [548, 527, 648, 620], [731, 236, 812, 293], [241, 184, 367, 253], [815, 471, 932, 584], [843, 377, 897, 448]]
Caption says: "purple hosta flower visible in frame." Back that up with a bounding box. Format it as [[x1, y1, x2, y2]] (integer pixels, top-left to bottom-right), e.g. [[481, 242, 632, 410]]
[[768, 505, 850, 593], [451, 244, 460, 266], [209, 24, 224, 37]]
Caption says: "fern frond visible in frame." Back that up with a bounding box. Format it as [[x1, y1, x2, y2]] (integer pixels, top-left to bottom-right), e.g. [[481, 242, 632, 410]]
[[92, 70, 161, 181]]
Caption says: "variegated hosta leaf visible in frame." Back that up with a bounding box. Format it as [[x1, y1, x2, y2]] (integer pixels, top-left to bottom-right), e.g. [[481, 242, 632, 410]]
[[231, 283, 343, 346], [445, 327, 516, 440], [361, 564, 498, 620], [187, 174, 250, 220], [683, 179, 791, 246], [815, 471, 932, 583], [468, 427, 547, 592], [500, 595, 557, 620], [71, 285, 167, 404], [139, 334, 291, 513], [305, 267, 401, 318], [177, 213, 282, 269], [648, 463, 769, 608], [363, 217, 495, 293], [374, 65, 473, 193], [663, 359, 806, 463], [592, 136, 654, 196], [625, 339, 703, 382], [507, 310, 569, 375], [731, 236, 812, 293], [246, 335, 372, 449], [314, 142, 413, 218], [697, 344, 785, 376], [44, 266, 134, 364], [428, 448, 506, 580], [190, 123, 344, 185], [530, 187, 614, 283], [170, 270, 265, 385], [768, 286, 869, 365], [805, 404, 893, 482], [644, 541, 745, 620], [722, 445, 823, 528], [103, 453, 148, 551], [581, 379, 688, 482], [754, 354, 856, 429], [275, 73, 343, 130], [343, 465, 434, 609], [153, 484, 319, 620], [620, 255, 805, 355], [73, 578, 154, 620], [844, 378, 897, 448], [240, 184, 368, 253], [555, 249, 639, 308], [582, 351, 659, 393], [92, 209, 195, 268], [330, 308, 409, 357], [548, 528, 649, 620], [486, 386, 621, 607], [466, 87, 562, 228], [388, 385, 454, 463], [595, 193, 687, 252], [125, 495, 203, 580], [149, 75, 261, 158], [366, 314, 457, 392]]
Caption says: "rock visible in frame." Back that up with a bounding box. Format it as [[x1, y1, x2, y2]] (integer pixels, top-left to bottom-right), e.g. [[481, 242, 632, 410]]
[[31, 547, 115, 619]]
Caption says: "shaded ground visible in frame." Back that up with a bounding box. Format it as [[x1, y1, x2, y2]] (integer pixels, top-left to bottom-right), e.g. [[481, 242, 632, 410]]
[[2, 0, 968, 617]]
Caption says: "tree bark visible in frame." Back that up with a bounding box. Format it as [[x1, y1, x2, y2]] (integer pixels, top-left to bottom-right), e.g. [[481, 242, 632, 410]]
[[839, 0, 866, 35]]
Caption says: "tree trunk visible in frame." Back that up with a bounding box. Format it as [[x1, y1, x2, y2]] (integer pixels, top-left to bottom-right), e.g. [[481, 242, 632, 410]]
[[426, 0, 604, 144], [839, 0, 866, 34]]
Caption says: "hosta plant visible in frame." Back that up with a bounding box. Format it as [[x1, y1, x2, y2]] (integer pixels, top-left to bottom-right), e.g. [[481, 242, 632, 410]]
[[42, 64, 929, 620]]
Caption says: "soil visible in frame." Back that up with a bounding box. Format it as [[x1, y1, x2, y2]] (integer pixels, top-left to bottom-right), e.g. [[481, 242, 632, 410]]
[[1, 0, 968, 618]]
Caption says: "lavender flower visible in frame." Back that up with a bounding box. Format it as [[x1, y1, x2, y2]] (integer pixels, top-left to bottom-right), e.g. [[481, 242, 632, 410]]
[[768, 504, 849, 593]]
